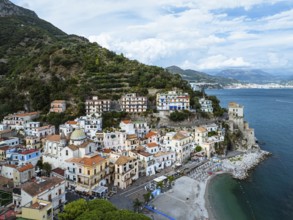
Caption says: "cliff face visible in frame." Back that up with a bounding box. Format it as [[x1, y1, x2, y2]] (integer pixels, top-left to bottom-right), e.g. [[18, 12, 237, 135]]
[[0, 0, 37, 17]]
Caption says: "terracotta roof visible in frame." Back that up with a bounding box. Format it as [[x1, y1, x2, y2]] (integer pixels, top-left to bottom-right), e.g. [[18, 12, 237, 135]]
[[66, 121, 78, 125], [172, 132, 187, 140], [103, 149, 112, 154], [229, 102, 241, 108], [79, 141, 92, 148], [36, 125, 54, 131], [15, 112, 39, 117], [146, 142, 158, 148], [127, 134, 137, 139], [67, 145, 78, 151], [46, 135, 61, 142], [115, 156, 134, 165], [138, 151, 151, 157], [0, 146, 11, 151], [17, 164, 34, 172], [66, 158, 82, 163], [145, 131, 157, 138], [22, 177, 64, 197], [121, 120, 131, 124], [154, 151, 173, 157], [195, 127, 207, 133], [0, 129, 13, 135], [78, 155, 105, 166], [52, 167, 65, 177], [19, 149, 38, 155]]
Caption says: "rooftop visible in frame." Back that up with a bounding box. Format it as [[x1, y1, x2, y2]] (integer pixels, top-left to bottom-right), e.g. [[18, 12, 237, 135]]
[[145, 131, 157, 138], [17, 164, 34, 172], [146, 142, 158, 148], [115, 156, 135, 165], [22, 177, 64, 197]]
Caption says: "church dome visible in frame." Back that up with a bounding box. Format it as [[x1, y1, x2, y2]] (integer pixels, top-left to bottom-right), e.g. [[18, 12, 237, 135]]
[[70, 129, 86, 141]]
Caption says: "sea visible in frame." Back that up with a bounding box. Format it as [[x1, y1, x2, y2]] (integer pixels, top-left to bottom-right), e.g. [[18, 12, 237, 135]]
[[206, 89, 293, 220]]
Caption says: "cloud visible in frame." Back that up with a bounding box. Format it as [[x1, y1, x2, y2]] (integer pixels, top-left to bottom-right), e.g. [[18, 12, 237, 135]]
[[10, 0, 293, 72], [196, 55, 251, 69]]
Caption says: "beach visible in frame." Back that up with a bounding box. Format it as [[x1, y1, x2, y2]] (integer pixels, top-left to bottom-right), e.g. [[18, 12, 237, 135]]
[[148, 149, 270, 220]]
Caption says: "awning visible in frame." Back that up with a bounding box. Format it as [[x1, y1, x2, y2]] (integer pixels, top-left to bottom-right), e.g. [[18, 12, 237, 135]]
[[75, 186, 89, 192], [92, 185, 108, 194], [153, 175, 167, 183]]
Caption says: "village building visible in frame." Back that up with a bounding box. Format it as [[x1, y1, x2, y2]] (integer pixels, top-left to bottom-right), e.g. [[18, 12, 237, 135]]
[[3, 112, 39, 130], [65, 155, 109, 195], [129, 149, 156, 177], [13, 176, 66, 215], [50, 100, 66, 113], [120, 93, 147, 113], [25, 136, 41, 149], [154, 151, 176, 171], [120, 120, 150, 138], [0, 136, 19, 147], [85, 96, 111, 115], [24, 122, 41, 136], [169, 132, 194, 164], [114, 156, 139, 189], [6, 148, 41, 166], [156, 91, 190, 111], [194, 127, 208, 146], [199, 98, 213, 113], [13, 164, 35, 187], [31, 125, 55, 138]]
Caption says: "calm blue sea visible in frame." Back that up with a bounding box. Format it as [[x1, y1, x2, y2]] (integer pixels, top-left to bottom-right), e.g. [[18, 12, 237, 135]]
[[206, 89, 293, 220]]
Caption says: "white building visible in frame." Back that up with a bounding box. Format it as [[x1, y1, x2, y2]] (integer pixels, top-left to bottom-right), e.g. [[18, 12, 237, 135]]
[[228, 102, 244, 119], [145, 142, 160, 155], [120, 93, 147, 113], [0, 137, 19, 147], [31, 125, 55, 138], [24, 122, 41, 136], [156, 91, 190, 111], [3, 112, 39, 130], [85, 96, 111, 115], [169, 131, 193, 163], [13, 176, 66, 213], [199, 98, 213, 113], [102, 131, 127, 151], [154, 151, 176, 171], [75, 114, 102, 140], [194, 127, 208, 146], [120, 120, 150, 139]]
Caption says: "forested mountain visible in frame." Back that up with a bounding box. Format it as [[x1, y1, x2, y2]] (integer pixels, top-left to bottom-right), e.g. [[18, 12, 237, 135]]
[[0, 0, 198, 119]]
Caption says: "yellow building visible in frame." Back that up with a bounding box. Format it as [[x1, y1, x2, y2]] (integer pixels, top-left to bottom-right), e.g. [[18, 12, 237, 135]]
[[114, 156, 139, 189], [19, 199, 53, 220], [67, 155, 109, 195]]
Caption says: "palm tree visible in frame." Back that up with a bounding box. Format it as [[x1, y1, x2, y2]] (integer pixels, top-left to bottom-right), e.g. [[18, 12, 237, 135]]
[[132, 198, 143, 213], [167, 175, 175, 187], [143, 192, 152, 204]]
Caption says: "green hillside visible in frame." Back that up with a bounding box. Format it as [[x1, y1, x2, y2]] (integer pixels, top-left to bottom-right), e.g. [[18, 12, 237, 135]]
[[0, 0, 201, 120]]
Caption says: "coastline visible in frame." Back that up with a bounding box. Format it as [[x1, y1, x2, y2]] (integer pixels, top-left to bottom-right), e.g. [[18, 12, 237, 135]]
[[147, 149, 270, 220]]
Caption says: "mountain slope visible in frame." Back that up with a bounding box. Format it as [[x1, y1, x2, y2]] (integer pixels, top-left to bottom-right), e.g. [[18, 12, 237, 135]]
[[0, 0, 197, 119], [166, 66, 238, 85], [216, 69, 275, 83]]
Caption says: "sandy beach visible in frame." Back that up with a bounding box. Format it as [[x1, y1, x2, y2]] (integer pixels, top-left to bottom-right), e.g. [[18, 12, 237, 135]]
[[147, 150, 269, 220]]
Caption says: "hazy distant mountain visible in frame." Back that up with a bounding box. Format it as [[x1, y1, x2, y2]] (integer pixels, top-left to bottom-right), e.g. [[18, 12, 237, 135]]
[[216, 69, 276, 83], [166, 66, 238, 85]]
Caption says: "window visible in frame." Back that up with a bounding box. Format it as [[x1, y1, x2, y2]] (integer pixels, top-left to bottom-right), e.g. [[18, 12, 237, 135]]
[[88, 170, 90, 175], [59, 189, 62, 195], [48, 194, 52, 202], [66, 150, 68, 156], [79, 168, 82, 173]]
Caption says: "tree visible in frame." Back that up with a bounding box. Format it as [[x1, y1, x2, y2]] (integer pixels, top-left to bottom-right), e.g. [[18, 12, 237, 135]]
[[132, 198, 143, 213], [42, 162, 52, 176], [59, 199, 88, 220], [167, 175, 175, 186], [195, 146, 202, 152], [76, 210, 103, 220], [36, 159, 43, 170], [87, 199, 116, 213], [143, 192, 152, 204], [103, 210, 150, 220], [156, 181, 164, 189]]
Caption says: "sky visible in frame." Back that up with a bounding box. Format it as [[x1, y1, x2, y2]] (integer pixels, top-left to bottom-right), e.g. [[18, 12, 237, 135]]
[[11, 0, 293, 74]]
